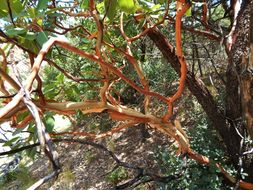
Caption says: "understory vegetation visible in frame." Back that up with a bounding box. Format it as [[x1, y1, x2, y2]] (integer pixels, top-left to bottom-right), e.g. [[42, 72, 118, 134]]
[[0, 0, 253, 189]]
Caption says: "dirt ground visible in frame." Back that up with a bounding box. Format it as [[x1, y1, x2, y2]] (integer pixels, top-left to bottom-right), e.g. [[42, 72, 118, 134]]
[[27, 126, 173, 190]]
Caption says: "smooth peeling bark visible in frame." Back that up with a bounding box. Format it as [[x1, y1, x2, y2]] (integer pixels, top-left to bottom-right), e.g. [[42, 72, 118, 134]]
[[226, 0, 253, 181]]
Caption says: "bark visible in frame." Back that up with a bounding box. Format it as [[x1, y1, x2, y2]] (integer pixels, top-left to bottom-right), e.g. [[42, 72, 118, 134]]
[[147, 29, 241, 166], [148, 24, 253, 181], [227, 0, 253, 181], [148, 9, 253, 181], [240, 2, 253, 138]]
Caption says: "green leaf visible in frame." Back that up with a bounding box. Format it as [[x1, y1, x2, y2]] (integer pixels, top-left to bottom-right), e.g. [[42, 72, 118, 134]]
[[56, 72, 64, 83], [37, 19, 43, 26], [44, 116, 55, 133], [80, 0, 89, 9], [185, 7, 192, 17], [45, 7, 66, 15], [27, 8, 37, 18], [37, 0, 49, 10], [25, 32, 36, 40], [43, 83, 57, 94], [0, 10, 8, 18], [23, 39, 40, 54], [118, 0, 135, 14], [81, 38, 90, 44], [36, 31, 48, 47], [104, 0, 118, 20], [157, 0, 167, 3], [13, 127, 24, 136], [26, 147, 37, 159], [16, 111, 29, 123], [151, 4, 161, 11], [11, 0, 24, 14], [27, 123, 35, 133], [3, 137, 20, 146], [0, 0, 23, 18], [0, 1, 8, 18], [6, 28, 27, 36], [96, 2, 104, 12]]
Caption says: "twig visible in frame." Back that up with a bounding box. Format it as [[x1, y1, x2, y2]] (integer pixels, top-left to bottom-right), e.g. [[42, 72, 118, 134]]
[[10, 61, 61, 184], [0, 93, 16, 98], [0, 143, 39, 156], [27, 170, 60, 190], [233, 122, 245, 190], [6, 0, 16, 26], [202, 44, 226, 85], [243, 148, 253, 155]]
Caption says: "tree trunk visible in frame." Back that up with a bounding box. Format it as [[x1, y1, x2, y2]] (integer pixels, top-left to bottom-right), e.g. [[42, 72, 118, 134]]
[[240, 2, 253, 138], [227, 0, 253, 181], [147, 29, 241, 165], [147, 3, 253, 179]]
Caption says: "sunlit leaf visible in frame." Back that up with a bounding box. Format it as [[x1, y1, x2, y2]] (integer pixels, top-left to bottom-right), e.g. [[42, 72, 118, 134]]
[[0, 1, 8, 18], [104, 0, 118, 20], [26, 147, 37, 159], [185, 7, 192, 17], [44, 116, 55, 133], [151, 4, 161, 11], [96, 1, 104, 12], [36, 31, 48, 47], [25, 32, 36, 40], [118, 0, 136, 14], [16, 111, 29, 123], [11, 0, 24, 14], [3, 137, 20, 147], [56, 72, 65, 83], [37, 19, 43, 26], [45, 7, 66, 15], [80, 0, 89, 9], [6, 28, 27, 36], [27, 8, 37, 18]]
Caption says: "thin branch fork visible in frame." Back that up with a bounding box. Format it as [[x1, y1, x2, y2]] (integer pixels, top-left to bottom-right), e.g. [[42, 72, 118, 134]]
[[18, 99, 253, 189], [10, 61, 61, 186], [0, 37, 171, 120]]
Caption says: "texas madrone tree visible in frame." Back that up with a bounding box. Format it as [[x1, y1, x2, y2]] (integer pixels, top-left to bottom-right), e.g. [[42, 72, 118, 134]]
[[0, 0, 253, 189]]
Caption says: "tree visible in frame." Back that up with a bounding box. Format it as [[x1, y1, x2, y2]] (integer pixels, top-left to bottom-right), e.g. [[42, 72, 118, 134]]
[[0, 0, 252, 189]]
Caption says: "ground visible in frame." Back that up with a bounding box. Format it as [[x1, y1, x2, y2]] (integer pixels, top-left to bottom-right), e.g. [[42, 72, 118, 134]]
[[2, 125, 173, 190]]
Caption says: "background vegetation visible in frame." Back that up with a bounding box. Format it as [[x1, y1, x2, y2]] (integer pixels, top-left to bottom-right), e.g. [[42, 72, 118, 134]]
[[0, 0, 252, 189]]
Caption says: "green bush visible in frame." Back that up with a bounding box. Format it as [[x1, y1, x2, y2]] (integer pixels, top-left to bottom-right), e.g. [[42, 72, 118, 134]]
[[154, 117, 235, 190], [106, 166, 129, 185]]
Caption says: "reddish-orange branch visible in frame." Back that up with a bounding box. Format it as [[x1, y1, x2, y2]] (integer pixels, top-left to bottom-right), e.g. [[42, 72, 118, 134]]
[[202, 1, 208, 25], [0, 37, 171, 120], [12, 114, 33, 128], [188, 149, 253, 190], [163, 1, 190, 121], [28, 53, 45, 105]]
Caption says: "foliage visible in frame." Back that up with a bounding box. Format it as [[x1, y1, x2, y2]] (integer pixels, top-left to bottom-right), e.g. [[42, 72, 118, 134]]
[[0, 0, 252, 189], [106, 166, 129, 185], [0, 163, 35, 190], [84, 149, 96, 164], [154, 115, 235, 190]]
